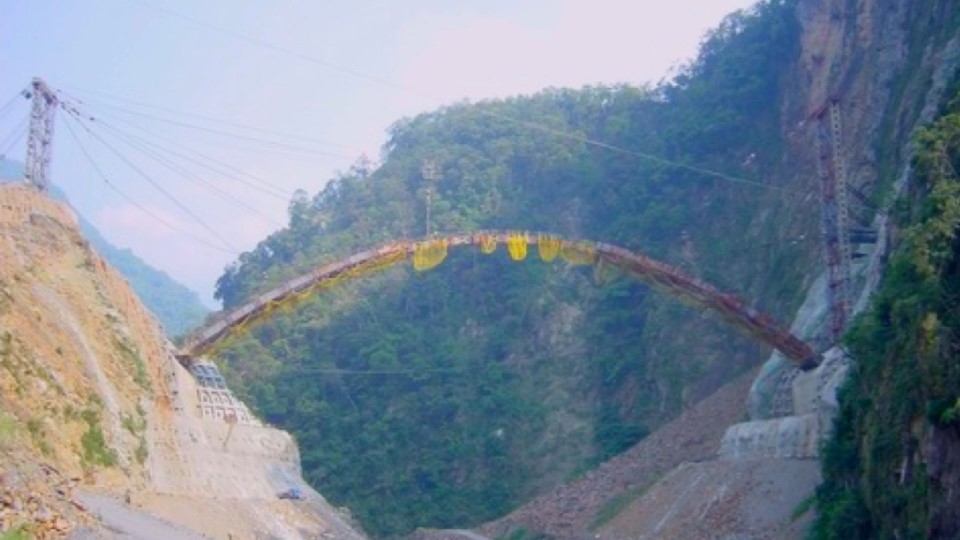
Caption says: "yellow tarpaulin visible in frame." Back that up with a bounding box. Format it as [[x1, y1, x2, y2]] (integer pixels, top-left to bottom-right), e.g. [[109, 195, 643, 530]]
[[413, 239, 448, 271], [538, 235, 561, 262], [507, 233, 528, 261], [478, 235, 497, 254], [560, 241, 597, 266]]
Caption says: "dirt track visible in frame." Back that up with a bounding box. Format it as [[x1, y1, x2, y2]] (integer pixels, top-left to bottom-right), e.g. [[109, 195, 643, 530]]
[[73, 492, 209, 540]]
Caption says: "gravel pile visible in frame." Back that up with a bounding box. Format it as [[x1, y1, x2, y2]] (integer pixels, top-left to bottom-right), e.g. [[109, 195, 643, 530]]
[[479, 368, 759, 539], [0, 458, 95, 539]]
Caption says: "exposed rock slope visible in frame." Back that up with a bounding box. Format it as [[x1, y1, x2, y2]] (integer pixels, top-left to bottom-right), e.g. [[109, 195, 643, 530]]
[[477, 369, 759, 539], [453, 1, 960, 538], [0, 184, 364, 539]]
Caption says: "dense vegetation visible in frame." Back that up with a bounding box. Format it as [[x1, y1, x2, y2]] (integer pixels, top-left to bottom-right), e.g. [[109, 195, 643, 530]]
[[813, 80, 960, 539], [213, 2, 816, 537]]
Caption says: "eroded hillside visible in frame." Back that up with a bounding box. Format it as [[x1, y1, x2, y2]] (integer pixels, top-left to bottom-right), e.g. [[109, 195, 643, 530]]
[[474, 0, 960, 538], [0, 184, 364, 539]]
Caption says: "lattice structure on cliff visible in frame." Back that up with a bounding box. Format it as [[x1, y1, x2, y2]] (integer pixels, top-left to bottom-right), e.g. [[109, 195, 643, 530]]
[[813, 100, 853, 344], [24, 78, 58, 192], [189, 360, 257, 425]]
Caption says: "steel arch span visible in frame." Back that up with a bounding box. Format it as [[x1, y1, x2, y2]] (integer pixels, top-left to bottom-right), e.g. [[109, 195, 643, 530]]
[[180, 231, 819, 369]]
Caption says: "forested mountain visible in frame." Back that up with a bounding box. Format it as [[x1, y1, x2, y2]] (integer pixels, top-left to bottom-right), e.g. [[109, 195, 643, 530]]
[[212, 1, 822, 536]]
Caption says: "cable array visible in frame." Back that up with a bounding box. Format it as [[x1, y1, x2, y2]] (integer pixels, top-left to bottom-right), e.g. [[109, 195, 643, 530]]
[[116, 0, 789, 194], [7, 0, 826, 311], [0, 89, 28, 122], [92, 120, 285, 228], [0, 88, 31, 158], [78, 100, 355, 161], [56, 91, 349, 254], [60, 86, 351, 149], [61, 115, 241, 255], [53, 89, 381, 254], [0, 114, 29, 156], [93, 117, 291, 202], [66, 108, 241, 252]]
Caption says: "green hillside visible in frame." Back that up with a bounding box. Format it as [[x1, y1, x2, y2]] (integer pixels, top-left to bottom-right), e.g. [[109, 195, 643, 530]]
[[212, 1, 819, 536]]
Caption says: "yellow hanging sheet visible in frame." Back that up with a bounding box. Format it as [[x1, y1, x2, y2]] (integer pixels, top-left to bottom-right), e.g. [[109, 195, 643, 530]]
[[559, 241, 597, 266], [507, 233, 528, 261], [538, 235, 561, 262], [413, 239, 448, 271], [478, 235, 497, 254]]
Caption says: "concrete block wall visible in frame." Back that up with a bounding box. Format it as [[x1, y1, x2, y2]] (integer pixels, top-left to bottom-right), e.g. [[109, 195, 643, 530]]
[[146, 356, 302, 499]]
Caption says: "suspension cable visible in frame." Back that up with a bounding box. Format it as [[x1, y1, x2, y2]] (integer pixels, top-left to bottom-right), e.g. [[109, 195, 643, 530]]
[[91, 120, 286, 228], [66, 110, 240, 252], [62, 116, 241, 255], [77, 99, 355, 161], [86, 110, 293, 200], [60, 86, 353, 150], [0, 114, 30, 157], [117, 0, 792, 194]]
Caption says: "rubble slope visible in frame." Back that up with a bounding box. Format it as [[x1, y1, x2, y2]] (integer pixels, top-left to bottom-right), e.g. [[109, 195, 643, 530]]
[[0, 184, 364, 539]]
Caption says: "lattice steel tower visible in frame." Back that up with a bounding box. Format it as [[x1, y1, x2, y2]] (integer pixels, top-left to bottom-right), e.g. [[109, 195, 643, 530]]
[[421, 159, 440, 237], [814, 99, 852, 343], [25, 78, 58, 192]]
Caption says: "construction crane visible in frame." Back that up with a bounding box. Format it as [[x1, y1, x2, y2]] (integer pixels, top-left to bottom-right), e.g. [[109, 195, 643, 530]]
[[24, 78, 58, 192]]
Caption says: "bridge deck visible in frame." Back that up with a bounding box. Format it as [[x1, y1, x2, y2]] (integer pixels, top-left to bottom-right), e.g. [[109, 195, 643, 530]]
[[181, 231, 818, 369]]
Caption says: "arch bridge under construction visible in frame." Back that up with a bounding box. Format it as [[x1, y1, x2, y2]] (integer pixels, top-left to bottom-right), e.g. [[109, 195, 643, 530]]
[[179, 231, 820, 370]]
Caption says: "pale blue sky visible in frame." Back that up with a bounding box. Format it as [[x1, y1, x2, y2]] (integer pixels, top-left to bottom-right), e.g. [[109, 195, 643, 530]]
[[1, 0, 755, 305]]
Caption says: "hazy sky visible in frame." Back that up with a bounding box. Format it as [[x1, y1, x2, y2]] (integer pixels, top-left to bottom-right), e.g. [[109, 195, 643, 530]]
[[1, 0, 755, 306]]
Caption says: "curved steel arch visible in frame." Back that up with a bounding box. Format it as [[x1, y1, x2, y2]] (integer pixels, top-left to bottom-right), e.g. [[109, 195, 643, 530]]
[[180, 231, 819, 369]]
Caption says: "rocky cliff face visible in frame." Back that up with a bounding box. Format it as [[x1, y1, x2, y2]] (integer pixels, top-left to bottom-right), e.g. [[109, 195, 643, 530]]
[[745, 0, 960, 450], [0, 184, 365, 539], [1, 184, 156, 485], [462, 1, 960, 538], [604, 0, 960, 536]]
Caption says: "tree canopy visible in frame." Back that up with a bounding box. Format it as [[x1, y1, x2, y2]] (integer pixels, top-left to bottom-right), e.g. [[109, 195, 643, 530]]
[[212, 2, 812, 537]]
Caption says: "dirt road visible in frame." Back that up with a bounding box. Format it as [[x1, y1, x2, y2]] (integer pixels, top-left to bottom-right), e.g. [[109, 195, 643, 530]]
[[72, 492, 210, 540]]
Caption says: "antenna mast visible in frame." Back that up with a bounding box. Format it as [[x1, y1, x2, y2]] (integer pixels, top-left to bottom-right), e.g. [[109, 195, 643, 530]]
[[421, 159, 440, 237]]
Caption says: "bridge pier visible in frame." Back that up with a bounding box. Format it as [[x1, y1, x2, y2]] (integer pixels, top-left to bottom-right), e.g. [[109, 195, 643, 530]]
[[174, 354, 256, 425]]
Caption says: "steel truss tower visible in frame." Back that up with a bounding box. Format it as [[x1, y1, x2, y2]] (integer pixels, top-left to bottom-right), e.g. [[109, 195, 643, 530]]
[[814, 99, 852, 343], [25, 78, 58, 192]]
